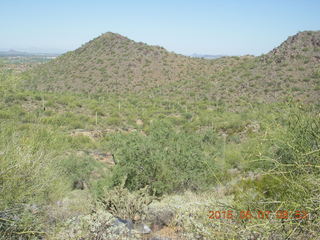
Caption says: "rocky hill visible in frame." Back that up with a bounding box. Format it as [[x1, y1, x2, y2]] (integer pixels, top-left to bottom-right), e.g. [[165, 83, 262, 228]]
[[263, 31, 320, 63], [25, 32, 219, 94], [24, 31, 320, 103]]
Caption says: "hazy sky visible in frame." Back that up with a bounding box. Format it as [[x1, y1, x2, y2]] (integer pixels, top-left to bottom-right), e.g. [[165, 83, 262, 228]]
[[1, 0, 319, 55]]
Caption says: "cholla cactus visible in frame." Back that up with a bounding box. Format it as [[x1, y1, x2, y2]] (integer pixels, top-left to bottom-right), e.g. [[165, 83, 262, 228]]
[[101, 186, 154, 220]]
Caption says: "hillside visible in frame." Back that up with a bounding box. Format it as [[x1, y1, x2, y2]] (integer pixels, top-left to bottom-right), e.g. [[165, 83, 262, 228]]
[[24, 31, 320, 104], [25, 32, 218, 94], [262, 30, 320, 63], [169, 31, 320, 104]]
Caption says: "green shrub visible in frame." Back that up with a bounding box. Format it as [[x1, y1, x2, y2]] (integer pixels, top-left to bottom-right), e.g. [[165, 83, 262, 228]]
[[108, 121, 217, 195], [235, 108, 320, 212], [59, 155, 96, 189], [0, 128, 67, 209], [275, 112, 320, 171], [0, 124, 69, 239]]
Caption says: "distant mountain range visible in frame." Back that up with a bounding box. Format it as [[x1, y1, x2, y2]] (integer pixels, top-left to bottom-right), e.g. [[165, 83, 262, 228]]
[[0, 49, 60, 57], [0, 50, 225, 59], [189, 53, 226, 59]]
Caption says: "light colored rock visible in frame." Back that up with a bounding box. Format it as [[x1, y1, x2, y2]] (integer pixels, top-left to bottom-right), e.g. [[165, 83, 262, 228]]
[[133, 223, 151, 234], [70, 129, 103, 140], [245, 121, 260, 133], [136, 119, 144, 126]]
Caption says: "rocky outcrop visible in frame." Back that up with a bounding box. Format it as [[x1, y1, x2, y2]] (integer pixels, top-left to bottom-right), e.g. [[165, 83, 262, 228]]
[[262, 31, 320, 63]]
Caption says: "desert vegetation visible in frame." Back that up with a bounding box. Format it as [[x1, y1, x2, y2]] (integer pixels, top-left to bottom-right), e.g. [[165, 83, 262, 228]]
[[0, 31, 320, 239]]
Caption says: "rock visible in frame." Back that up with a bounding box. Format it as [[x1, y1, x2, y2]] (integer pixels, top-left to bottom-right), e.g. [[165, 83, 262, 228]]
[[245, 121, 260, 133], [122, 127, 138, 133], [74, 150, 116, 166], [113, 217, 133, 230], [133, 214, 141, 221], [89, 211, 131, 238], [136, 119, 144, 126], [133, 223, 151, 234], [75, 150, 87, 156], [70, 129, 103, 140], [26, 203, 40, 214], [113, 217, 152, 235], [91, 151, 115, 165], [73, 179, 87, 190], [146, 208, 175, 231]]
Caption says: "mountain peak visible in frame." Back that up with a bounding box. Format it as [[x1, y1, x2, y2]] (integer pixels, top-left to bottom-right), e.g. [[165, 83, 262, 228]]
[[99, 32, 129, 40], [264, 31, 320, 63]]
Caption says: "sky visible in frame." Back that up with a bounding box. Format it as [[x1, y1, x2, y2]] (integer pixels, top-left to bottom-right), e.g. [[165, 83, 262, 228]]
[[0, 0, 319, 56]]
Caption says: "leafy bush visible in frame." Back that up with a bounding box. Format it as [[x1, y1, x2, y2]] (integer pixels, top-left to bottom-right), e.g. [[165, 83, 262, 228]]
[[108, 121, 217, 195]]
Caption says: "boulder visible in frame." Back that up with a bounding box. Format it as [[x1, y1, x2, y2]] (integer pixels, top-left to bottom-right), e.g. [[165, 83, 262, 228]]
[[145, 208, 175, 231], [91, 151, 115, 165]]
